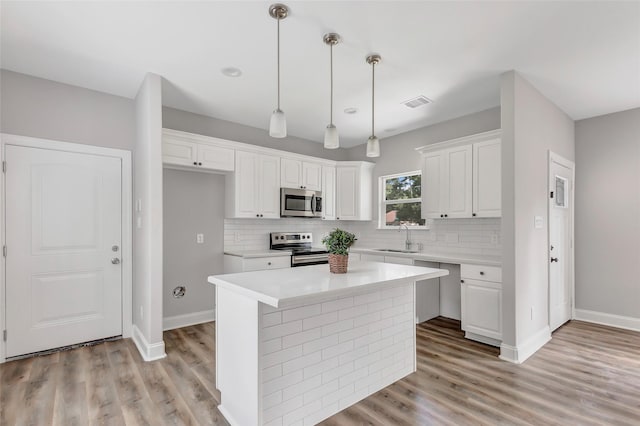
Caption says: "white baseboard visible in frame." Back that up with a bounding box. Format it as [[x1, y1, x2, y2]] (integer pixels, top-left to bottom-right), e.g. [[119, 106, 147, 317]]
[[574, 309, 640, 332], [499, 326, 551, 364], [132, 324, 167, 362], [163, 309, 216, 331]]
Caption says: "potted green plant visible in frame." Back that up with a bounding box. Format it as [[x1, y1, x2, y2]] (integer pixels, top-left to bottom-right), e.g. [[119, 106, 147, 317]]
[[322, 228, 357, 274]]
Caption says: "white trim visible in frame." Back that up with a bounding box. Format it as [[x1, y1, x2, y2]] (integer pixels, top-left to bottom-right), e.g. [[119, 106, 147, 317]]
[[378, 170, 429, 230], [163, 128, 343, 167], [465, 331, 501, 347], [218, 405, 242, 426], [132, 324, 166, 361], [163, 309, 216, 331], [548, 151, 576, 331], [574, 309, 640, 332], [0, 133, 133, 363], [499, 326, 551, 364], [415, 129, 502, 154]]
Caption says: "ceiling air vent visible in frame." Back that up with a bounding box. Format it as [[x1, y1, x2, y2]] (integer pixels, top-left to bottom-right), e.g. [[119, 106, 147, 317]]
[[402, 95, 433, 108]]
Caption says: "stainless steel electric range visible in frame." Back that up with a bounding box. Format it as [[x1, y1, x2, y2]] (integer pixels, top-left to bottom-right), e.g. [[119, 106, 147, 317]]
[[269, 232, 329, 267]]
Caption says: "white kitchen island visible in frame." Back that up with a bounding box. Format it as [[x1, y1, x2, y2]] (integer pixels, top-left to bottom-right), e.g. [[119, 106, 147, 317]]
[[208, 261, 449, 426]]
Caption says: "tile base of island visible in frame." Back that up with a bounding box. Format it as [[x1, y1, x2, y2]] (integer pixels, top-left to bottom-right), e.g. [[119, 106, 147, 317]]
[[209, 262, 449, 426]]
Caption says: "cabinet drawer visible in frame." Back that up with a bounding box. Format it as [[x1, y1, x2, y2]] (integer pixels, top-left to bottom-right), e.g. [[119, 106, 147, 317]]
[[461, 264, 501, 282], [243, 256, 290, 272]]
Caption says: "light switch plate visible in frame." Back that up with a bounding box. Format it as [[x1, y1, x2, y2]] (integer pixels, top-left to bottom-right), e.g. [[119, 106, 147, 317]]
[[196, 233, 204, 244], [534, 216, 544, 229]]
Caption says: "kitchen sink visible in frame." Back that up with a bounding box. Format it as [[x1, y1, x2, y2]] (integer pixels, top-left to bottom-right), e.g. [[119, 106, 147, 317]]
[[372, 248, 420, 254]]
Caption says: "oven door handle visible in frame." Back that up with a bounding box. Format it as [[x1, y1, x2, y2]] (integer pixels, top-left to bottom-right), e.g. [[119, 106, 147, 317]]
[[292, 254, 328, 262]]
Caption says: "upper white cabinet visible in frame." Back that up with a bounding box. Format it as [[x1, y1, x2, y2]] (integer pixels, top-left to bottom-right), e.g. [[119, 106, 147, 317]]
[[321, 166, 336, 220], [163, 132, 234, 172], [417, 130, 501, 219], [336, 162, 374, 221], [473, 138, 501, 217], [280, 158, 322, 191], [226, 151, 280, 219]]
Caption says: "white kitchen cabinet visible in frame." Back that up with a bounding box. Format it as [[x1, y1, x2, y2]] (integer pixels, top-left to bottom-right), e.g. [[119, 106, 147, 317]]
[[473, 138, 501, 217], [421, 146, 472, 219], [321, 166, 336, 220], [335, 162, 374, 221], [460, 264, 502, 346], [163, 133, 234, 172], [417, 130, 501, 219], [280, 158, 322, 191], [224, 255, 291, 273], [360, 254, 385, 263], [226, 150, 280, 219]]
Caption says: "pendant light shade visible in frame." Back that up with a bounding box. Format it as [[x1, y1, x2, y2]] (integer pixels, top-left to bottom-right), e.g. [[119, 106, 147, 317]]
[[324, 124, 339, 149], [323, 33, 341, 149], [365, 54, 381, 158], [366, 135, 380, 157], [270, 109, 287, 138], [269, 4, 288, 138]]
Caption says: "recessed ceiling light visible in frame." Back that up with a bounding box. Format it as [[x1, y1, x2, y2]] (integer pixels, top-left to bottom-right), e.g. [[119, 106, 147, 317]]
[[344, 107, 358, 114], [221, 67, 242, 77]]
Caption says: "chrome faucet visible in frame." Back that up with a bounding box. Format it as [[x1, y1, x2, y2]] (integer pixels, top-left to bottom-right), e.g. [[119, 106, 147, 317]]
[[400, 224, 411, 250]]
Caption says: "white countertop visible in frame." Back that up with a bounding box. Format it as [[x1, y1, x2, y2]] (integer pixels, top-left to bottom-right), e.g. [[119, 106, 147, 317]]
[[224, 249, 292, 258], [208, 261, 449, 308], [350, 248, 501, 267]]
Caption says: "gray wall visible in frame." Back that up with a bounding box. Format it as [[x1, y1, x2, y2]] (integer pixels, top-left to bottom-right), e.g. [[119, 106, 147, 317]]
[[163, 169, 223, 318], [163, 106, 348, 161], [501, 71, 575, 352], [575, 108, 640, 319], [0, 70, 135, 151]]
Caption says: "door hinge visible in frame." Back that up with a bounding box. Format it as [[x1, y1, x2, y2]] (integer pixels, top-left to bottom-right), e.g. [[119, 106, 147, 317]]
[[2, 330, 6, 342], [2, 245, 6, 257], [550, 191, 554, 199], [2, 161, 5, 173]]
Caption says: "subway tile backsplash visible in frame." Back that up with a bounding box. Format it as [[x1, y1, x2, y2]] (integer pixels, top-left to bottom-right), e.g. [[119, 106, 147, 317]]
[[224, 218, 501, 258]]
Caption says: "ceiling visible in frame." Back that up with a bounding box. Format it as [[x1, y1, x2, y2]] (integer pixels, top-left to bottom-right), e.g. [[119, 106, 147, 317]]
[[2, 1, 639, 148]]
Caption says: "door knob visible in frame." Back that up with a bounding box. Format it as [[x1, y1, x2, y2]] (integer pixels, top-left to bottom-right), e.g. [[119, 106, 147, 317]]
[[111, 258, 121, 264], [550, 257, 558, 263]]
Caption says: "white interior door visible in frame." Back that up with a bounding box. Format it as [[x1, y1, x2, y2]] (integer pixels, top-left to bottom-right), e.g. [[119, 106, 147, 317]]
[[549, 156, 573, 332], [5, 145, 123, 357]]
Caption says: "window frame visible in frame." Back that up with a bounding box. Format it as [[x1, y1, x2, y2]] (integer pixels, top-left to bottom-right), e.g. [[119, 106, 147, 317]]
[[378, 170, 429, 230]]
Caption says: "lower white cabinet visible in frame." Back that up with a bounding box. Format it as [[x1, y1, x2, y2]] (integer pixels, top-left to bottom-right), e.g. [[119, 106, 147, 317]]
[[224, 255, 291, 273], [460, 264, 502, 346]]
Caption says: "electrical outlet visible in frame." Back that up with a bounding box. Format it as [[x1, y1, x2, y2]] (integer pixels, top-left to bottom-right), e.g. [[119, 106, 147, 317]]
[[196, 233, 204, 244]]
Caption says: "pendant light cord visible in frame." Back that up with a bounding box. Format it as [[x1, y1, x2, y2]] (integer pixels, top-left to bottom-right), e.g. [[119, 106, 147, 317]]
[[330, 43, 334, 125], [371, 61, 375, 136], [277, 17, 281, 110]]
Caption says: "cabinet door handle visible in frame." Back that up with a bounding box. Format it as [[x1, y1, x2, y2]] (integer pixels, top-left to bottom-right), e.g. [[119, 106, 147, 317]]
[[256, 214, 260, 217], [444, 214, 448, 218], [550, 257, 559, 263], [267, 262, 272, 266], [460, 279, 465, 283], [193, 162, 197, 165], [479, 271, 484, 275], [440, 214, 443, 218], [472, 213, 476, 217], [198, 162, 202, 166]]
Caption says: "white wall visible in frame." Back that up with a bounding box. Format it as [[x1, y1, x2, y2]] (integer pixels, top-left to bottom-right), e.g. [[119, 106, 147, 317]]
[[133, 73, 165, 360], [0, 70, 135, 150], [501, 71, 575, 363], [575, 108, 640, 325], [163, 169, 222, 322]]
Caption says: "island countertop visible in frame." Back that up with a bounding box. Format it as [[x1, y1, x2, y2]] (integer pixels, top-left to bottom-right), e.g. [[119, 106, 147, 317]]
[[208, 261, 449, 308]]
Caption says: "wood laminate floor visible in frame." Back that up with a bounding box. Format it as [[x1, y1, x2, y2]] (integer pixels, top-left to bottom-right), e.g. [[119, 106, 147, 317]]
[[1, 318, 638, 425]]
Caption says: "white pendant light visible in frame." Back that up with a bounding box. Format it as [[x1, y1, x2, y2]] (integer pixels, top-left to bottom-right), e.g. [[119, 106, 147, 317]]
[[366, 54, 381, 157], [269, 4, 288, 138], [323, 33, 341, 149]]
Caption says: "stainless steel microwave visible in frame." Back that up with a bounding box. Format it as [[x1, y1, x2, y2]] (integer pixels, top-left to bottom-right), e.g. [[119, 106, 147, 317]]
[[280, 188, 322, 218]]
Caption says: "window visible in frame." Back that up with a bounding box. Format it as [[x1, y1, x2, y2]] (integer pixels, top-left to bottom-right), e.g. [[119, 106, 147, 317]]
[[379, 171, 427, 228]]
